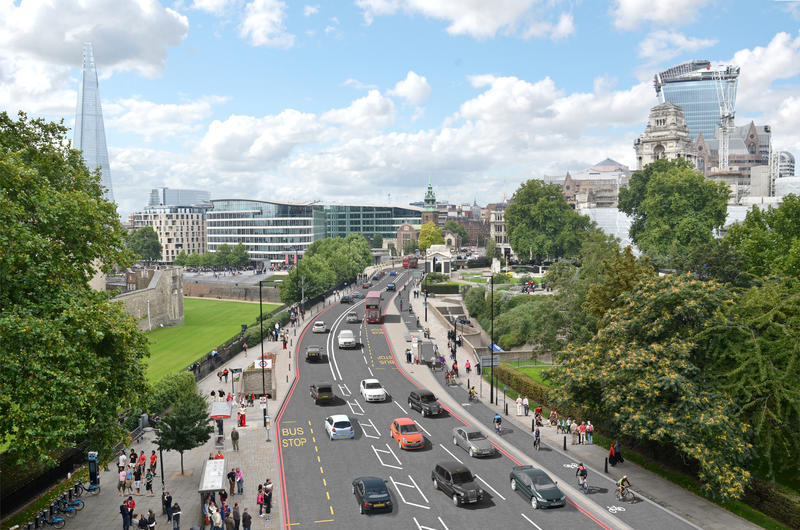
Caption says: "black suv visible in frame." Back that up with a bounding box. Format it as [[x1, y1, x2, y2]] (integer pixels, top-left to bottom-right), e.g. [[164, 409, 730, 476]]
[[310, 382, 335, 404], [432, 461, 484, 506], [340, 295, 352, 304], [408, 389, 442, 417]]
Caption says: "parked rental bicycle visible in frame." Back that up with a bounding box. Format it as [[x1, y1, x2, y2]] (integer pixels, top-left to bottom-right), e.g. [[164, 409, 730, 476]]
[[53, 495, 77, 518], [74, 479, 100, 496], [38, 509, 66, 529]]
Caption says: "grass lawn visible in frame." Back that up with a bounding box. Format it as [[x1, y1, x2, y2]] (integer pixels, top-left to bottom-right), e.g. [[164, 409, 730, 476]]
[[516, 365, 552, 386], [145, 298, 280, 382]]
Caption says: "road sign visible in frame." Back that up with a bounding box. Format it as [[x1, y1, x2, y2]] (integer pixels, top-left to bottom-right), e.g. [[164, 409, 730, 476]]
[[259, 396, 267, 405], [480, 356, 500, 367]]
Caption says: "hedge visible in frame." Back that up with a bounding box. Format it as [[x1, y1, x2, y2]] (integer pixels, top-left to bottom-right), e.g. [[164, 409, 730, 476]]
[[425, 284, 460, 295], [492, 363, 586, 421], [742, 478, 800, 529]]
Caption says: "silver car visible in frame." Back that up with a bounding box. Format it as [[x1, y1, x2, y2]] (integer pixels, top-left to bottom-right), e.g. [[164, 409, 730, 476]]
[[452, 426, 496, 458], [346, 311, 359, 323]]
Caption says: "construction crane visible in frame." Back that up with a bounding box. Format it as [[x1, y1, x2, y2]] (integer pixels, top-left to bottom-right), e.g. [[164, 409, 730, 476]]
[[714, 66, 738, 171]]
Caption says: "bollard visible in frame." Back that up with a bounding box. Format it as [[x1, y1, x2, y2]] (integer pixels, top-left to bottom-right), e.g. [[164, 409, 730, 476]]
[[604, 457, 608, 474], [504, 403, 508, 415], [532, 419, 535, 432], [286, 375, 289, 383], [563, 436, 567, 451]]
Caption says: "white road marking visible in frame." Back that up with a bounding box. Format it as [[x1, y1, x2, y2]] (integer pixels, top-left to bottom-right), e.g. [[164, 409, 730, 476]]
[[357, 418, 381, 439], [394, 401, 408, 414], [346, 399, 365, 416], [475, 474, 506, 501], [337, 383, 351, 397], [367, 366, 374, 377], [521, 513, 543, 529], [371, 444, 403, 470], [390, 475, 430, 510], [438, 444, 463, 464], [438, 517, 450, 530], [414, 420, 431, 437], [363, 355, 368, 364]]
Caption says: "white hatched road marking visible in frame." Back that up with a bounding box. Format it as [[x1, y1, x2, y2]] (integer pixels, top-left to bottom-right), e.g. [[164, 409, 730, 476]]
[[346, 399, 365, 416], [390, 475, 430, 510], [337, 383, 351, 397], [357, 418, 381, 439], [412, 516, 450, 530], [394, 401, 408, 414], [438, 444, 463, 464], [414, 420, 431, 437], [521, 513, 543, 529], [371, 443, 403, 470], [474, 474, 506, 501]]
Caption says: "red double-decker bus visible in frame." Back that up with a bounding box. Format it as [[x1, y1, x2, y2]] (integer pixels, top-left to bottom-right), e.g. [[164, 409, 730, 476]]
[[402, 256, 418, 269], [365, 291, 382, 323]]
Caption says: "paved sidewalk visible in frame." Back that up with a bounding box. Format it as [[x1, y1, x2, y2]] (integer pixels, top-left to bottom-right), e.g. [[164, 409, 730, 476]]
[[397, 276, 758, 530]]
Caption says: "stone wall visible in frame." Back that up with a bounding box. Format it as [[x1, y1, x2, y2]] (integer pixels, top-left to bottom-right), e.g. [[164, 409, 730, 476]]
[[114, 267, 184, 330], [239, 363, 276, 398], [183, 282, 282, 303]]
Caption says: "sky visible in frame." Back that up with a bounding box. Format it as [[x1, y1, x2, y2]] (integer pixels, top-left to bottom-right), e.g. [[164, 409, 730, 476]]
[[2, 0, 800, 219]]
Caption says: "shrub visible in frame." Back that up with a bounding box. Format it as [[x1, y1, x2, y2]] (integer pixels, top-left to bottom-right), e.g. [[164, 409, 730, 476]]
[[425, 284, 460, 294]]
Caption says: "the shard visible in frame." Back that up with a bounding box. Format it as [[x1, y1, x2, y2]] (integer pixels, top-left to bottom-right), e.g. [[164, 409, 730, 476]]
[[73, 42, 114, 202]]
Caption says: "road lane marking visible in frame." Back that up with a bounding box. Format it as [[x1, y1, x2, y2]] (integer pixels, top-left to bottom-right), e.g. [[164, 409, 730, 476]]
[[414, 420, 431, 437], [320, 466, 324, 474], [413, 516, 451, 530], [474, 474, 505, 501], [323, 478, 327, 486], [394, 401, 408, 414], [317, 455, 320, 462], [367, 366, 374, 376], [438, 517, 450, 530], [390, 476, 430, 510], [329, 506, 334, 515], [363, 355, 368, 364], [313, 519, 334, 523], [371, 444, 403, 469], [325, 491, 330, 500], [438, 444, 463, 464], [357, 418, 381, 439], [346, 399, 365, 416], [337, 383, 351, 396], [521, 513, 543, 529], [407, 474, 429, 504]]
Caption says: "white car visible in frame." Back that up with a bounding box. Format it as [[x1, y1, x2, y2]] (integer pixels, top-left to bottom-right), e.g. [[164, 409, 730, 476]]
[[338, 329, 357, 349], [312, 321, 326, 333], [324, 414, 354, 440], [360, 379, 388, 402]]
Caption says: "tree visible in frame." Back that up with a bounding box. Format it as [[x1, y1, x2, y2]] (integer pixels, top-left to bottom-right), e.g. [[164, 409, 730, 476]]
[[725, 194, 800, 278], [618, 159, 729, 267], [583, 246, 654, 319], [126, 226, 162, 263], [155, 392, 214, 475], [403, 238, 418, 255], [185, 253, 202, 267], [214, 244, 233, 267], [550, 274, 751, 501], [371, 233, 383, 249], [173, 250, 188, 266], [505, 179, 595, 263], [677, 238, 753, 288], [444, 220, 468, 244], [0, 112, 148, 467], [418, 222, 444, 251], [485, 236, 497, 260], [231, 243, 250, 267]]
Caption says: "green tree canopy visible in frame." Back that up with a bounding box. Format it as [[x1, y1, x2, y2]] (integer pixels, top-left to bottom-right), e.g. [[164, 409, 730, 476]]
[[214, 244, 233, 267], [583, 246, 654, 319], [677, 238, 753, 288], [126, 226, 162, 263], [173, 250, 188, 266], [185, 253, 202, 267], [484, 235, 497, 259], [371, 233, 384, 249], [0, 112, 148, 467], [618, 159, 729, 267], [444, 220, 468, 243], [231, 243, 250, 267], [403, 238, 418, 255], [418, 222, 444, 251], [724, 194, 800, 278], [155, 392, 214, 474], [505, 179, 595, 263]]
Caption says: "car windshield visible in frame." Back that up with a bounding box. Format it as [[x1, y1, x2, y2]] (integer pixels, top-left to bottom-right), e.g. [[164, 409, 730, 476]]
[[333, 421, 351, 428], [399, 424, 419, 434], [366, 488, 387, 497], [364, 382, 381, 389], [318, 386, 332, 393], [420, 394, 436, 402], [314, 322, 324, 327], [452, 471, 473, 484], [348, 313, 357, 318], [533, 475, 554, 487], [467, 431, 485, 440]]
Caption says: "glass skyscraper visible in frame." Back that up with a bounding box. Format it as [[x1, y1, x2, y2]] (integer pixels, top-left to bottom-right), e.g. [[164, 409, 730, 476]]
[[654, 60, 739, 140]]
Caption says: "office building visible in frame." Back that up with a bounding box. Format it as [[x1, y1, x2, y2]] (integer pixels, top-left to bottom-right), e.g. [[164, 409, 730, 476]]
[[73, 42, 113, 202], [131, 206, 208, 263], [655, 60, 740, 140], [148, 188, 211, 208], [778, 151, 795, 178]]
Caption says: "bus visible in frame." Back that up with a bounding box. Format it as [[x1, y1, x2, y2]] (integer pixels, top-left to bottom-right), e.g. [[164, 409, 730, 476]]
[[365, 291, 382, 323], [402, 256, 418, 269]]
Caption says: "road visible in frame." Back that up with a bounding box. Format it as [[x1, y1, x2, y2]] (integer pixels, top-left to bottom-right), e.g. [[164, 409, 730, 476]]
[[275, 268, 698, 530]]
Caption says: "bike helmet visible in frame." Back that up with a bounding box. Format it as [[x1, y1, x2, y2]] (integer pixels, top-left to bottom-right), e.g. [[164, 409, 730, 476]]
[[622, 475, 627, 480]]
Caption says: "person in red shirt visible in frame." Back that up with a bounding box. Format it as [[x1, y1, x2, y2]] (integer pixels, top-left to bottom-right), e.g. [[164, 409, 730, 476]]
[[137, 452, 146, 472], [215, 451, 224, 460], [125, 496, 135, 519], [149, 450, 158, 474]]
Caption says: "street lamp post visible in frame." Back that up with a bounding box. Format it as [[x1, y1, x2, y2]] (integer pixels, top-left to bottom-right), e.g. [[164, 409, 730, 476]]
[[259, 280, 267, 429], [483, 271, 495, 404]]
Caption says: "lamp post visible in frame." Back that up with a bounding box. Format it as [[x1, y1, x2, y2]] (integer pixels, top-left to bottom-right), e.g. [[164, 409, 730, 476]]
[[483, 271, 495, 404], [258, 279, 267, 429]]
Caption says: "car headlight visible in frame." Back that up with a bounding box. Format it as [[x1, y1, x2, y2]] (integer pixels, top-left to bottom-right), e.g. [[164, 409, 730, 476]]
[[559, 496, 565, 501], [402, 438, 407, 443]]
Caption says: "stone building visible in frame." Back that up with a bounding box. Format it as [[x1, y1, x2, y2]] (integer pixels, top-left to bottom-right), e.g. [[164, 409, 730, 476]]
[[634, 102, 696, 169], [421, 177, 438, 226]]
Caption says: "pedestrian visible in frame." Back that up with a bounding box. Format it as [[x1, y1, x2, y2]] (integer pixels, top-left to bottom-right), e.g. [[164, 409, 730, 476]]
[[465, 359, 471, 374], [119, 450, 128, 469], [133, 466, 142, 495], [228, 469, 236, 496], [121, 502, 132, 530], [210, 507, 223, 530], [608, 442, 618, 466], [523, 396, 529, 416], [145, 469, 154, 496], [242, 342, 248, 357], [232, 503, 241, 530], [223, 368, 229, 383], [264, 478, 273, 521], [231, 427, 239, 451], [125, 496, 136, 520], [225, 514, 235, 530], [615, 441, 625, 464], [149, 450, 158, 475], [257, 484, 264, 516], [405, 348, 412, 363], [586, 421, 594, 445], [138, 451, 147, 472], [241, 508, 252, 530], [282, 336, 287, 350], [147, 509, 156, 529], [125, 465, 134, 494], [215, 450, 224, 459], [570, 420, 579, 445], [235, 468, 244, 495], [171, 503, 181, 530], [163, 491, 172, 519], [579, 421, 586, 444], [118, 467, 127, 496], [137, 513, 148, 529], [219, 489, 228, 507]]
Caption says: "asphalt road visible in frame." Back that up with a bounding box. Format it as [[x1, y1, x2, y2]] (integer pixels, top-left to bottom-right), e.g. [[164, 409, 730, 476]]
[[275, 268, 698, 530]]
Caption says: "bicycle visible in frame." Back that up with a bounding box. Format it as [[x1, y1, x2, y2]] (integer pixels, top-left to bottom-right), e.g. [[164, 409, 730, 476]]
[[493, 417, 502, 434], [616, 486, 636, 502], [468, 388, 477, 402], [533, 437, 541, 451], [74, 479, 100, 497], [38, 510, 66, 529], [54, 495, 77, 518], [578, 477, 589, 494]]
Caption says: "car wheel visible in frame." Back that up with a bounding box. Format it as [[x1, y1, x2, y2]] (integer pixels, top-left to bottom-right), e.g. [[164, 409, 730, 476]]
[[452, 494, 460, 506], [531, 497, 538, 510], [432, 477, 438, 490], [398, 439, 403, 450], [469, 448, 475, 458], [352, 485, 356, 494], [510, 478, 517, 491]]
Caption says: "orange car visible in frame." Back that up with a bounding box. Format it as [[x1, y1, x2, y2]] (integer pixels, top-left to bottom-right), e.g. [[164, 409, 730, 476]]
[[390, 417, 424, 450]]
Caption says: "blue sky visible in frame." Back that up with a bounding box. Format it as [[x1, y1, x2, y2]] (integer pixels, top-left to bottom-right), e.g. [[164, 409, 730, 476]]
[[2, 0, 800, 218]]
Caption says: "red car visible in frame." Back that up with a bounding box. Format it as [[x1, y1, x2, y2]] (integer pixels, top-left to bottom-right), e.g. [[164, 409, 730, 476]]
[[390, 418, 424, 450]]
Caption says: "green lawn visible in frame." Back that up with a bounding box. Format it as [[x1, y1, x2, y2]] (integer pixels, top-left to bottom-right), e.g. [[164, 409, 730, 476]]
[[516, 365, 551, 386], [146, 298, 279, 382]]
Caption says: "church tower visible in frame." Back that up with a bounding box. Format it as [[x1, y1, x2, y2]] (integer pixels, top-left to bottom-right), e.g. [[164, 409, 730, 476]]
[[421, 176, 437, 225]]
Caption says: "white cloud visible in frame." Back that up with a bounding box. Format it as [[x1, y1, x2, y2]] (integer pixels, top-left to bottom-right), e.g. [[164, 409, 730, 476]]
[[240, 0, 295, 48], [611, 0, 714, 30], [388, 71, 432, 105], [321, 90, 396, 132], [105, 95, 229, 141], [638, 31, 717, 62], [342, 78, 378, 90], [356, 0, 572, 41], [192, 0, 233, 15], [303, 4, 319, 16], [0, 0, 188, 78]]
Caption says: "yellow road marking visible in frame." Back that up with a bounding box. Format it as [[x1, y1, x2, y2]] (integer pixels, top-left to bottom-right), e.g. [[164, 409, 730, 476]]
[[329, 506, 334, 515], [325, 491, 330, 500], [320, 466, 324, 474], [312, 436, 316, 443], [317, 455, 321, 463], [314, 445, 318, 453], [323, 478, 327, 486], [309, 427, 314, 434], [283, 420, 296, 424], [314, 519, 334, 523], [308, 420, 312, 425]]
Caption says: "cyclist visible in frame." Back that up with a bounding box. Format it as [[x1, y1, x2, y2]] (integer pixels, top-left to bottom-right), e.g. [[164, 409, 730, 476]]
[[533, 428, 541, 450], [468, 386, 477, 401], [493, 413, 502, 434], [576, 463, 588, 491], [616, 475, 631, 498]]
